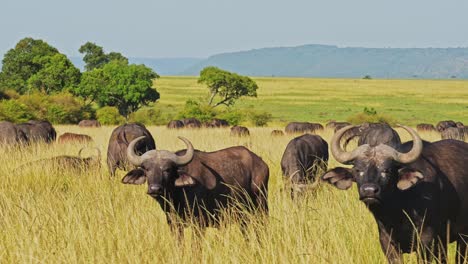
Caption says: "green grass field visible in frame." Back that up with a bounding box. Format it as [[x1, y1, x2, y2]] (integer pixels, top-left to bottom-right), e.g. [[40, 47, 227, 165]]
[[1, 77, 467, 263], [155, 77, 468, 126]]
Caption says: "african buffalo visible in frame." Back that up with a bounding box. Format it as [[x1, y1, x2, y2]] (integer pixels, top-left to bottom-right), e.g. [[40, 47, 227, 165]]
[[271, 130, 284, 136], [58, 133, 94, 144], [78, 119, 101, 127], [181, 118, 202, 128], [230, 126, 250, 136], [16, 120, 57, 144], [416, 123, 436, 132], [204, 118, 229, 128], [281, 134, 328, 195], [0, 121, 26, 145], [436, 120, 457, 132], [343, 123, 401, 150], [322, 125, 468, 263], [334, 122, 352, 132], [122, 137, 269, 231], [167, 120, 185, 129], [285, 122, 315, 134], [441, 127, 465, 141], [107, 123, 156, 176]]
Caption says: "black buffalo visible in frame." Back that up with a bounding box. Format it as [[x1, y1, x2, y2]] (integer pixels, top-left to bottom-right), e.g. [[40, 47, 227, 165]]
[[343, 123, 401, 150], [281, 134, 328, 195], [16, 120, 57, 144], [204, 118, 229, 128], [285, 122, 315, 134], [122, 137, 269, 231], [58, 133, 94, 144], [230, 126, 250, 136], [167, 120, 185, 129], [271, 130, 284, 136], [436, 120, 457, 132], [107, 123, 156, 176], [441, 127, 465, 141], [0, 121, 26, 145], [322, 125, 468, 263], [181, 118, 202, 128]]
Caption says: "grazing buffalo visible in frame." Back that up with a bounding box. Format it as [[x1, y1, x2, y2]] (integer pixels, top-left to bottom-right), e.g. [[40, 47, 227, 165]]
[[181, 118, 202, 128], [281, 134, 328, 195], [122, 136, 269, 230], [322, 125, 468, 263], [343, 123, 401, 150], [78, 119, 101, 127], [436, 120, 457, 132], [285, 122, 315, 134], [271, 130, 284, 136], [310, 123, 324, 131], [204, 118, 229, 128], [167, 120, 184, 129], [441, 127, 465, 141], [334, 122, 352, 132], [16, 120, 57, 144], [230, 126, 250, 137], [58, 133, 94, 144], [416, 123, 436, 132], [0, 121, 26, 145], [107, 123, 156, 176], [16, 147, 101, 172]]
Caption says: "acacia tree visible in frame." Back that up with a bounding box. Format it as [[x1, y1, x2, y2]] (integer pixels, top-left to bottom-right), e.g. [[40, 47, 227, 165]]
[[198, 66, 258, 108]]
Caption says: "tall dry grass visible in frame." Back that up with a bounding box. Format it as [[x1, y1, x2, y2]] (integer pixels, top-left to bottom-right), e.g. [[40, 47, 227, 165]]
[[0, 126, 461, 263]]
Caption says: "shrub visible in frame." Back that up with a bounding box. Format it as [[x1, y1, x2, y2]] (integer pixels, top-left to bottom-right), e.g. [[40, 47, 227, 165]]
[[177, 100, 216, 123], [0, 100, 36, 122], [217, 109, 245, 126], [248, 111, 272, 127], [46, 93, 88, 124], [347, 107, 397, 125], [96, 106, 125, 125], [130, 105, 173, 125]]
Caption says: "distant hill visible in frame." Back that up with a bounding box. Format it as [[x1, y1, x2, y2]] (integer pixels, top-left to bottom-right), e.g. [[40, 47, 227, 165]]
[[70, 57, 203, 75], [180, 44, 468, 79]]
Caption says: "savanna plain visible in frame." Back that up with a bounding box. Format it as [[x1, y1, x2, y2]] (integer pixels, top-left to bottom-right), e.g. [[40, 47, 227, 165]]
[[1, 77, 467, 263]]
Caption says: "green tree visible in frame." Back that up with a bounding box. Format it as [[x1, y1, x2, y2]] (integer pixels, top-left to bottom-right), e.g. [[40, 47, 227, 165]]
[[72, 61, 160, 119], [79, 42, 128, 71], [0, 37, 60, 93], [27, 53, 81, 94], [198, 66, 258, 108]]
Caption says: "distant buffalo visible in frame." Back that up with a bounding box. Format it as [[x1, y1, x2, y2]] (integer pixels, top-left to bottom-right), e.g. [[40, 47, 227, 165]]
[[416, 123, 436, 132], [441, 127, 465, 141], [271, 130, 284, 136], [0, 121, 26, 145], [16, 120, 56, 144], [181, 118, 202, 128], [281, 134, 328, 195], [456, 122, 465, 128], [436, 120, 456, 132], [78, 120, 101, 127], [107, 123, 156, 176], [333, 122, 352, 132], [285, 122, 315, 134], [230, 126, 250, 136], [204, 118, 229, 128], [167, 120, 184, 129], [58, 133, 93, 144]]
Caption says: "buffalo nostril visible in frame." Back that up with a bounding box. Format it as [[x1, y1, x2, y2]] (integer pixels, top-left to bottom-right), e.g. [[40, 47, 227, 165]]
[[360, 184, 380, 197], [147, 185, 162, 195]]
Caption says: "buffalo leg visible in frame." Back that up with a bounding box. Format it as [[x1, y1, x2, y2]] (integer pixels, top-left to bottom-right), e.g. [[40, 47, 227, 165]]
[[378, 225, 403, 264]]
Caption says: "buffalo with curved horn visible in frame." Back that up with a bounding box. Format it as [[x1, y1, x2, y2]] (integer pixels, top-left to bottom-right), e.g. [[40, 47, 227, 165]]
[[322, 125, 468, 263], [122, 137, 269, 231]]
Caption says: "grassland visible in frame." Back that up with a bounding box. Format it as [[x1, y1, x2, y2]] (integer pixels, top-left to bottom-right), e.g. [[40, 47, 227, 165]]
[[155, 77, 468, 126], [0, 125, 456, 264]]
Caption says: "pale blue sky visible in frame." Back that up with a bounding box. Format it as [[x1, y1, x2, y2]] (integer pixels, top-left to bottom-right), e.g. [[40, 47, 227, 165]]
[[1, 0, 467, 58]]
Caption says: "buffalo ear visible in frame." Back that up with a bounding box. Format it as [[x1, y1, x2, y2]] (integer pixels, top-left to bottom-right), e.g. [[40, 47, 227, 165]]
[[174, 173, 196, 187], [321, 167, 354, 190], [397, 168, 424, 190], [122, 169, 146, 185]]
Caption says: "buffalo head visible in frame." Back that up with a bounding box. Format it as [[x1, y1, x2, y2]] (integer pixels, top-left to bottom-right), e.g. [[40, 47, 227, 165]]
[[122, 136, 195, 197], [322, 125, 423, 205]]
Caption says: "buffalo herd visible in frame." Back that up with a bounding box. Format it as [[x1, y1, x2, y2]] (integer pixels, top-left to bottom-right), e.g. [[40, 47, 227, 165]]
[[3, 118, 468, 263]]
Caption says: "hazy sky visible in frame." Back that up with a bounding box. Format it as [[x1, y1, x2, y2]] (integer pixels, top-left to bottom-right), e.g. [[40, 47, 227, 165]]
[[1, 0, 467, 58]]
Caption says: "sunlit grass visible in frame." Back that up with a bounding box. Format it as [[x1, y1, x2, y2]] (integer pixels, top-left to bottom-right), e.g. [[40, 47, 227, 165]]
[[0, 125, 460, 263]]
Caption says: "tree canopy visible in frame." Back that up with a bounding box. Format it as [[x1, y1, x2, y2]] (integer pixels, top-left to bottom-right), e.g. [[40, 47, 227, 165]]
[[79, 42, 128, 71], [72, 61, 160, 118], [198, 66, 258, 108], [0, 37, 79, 94]]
